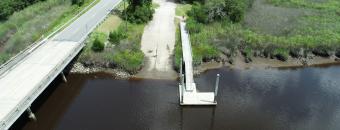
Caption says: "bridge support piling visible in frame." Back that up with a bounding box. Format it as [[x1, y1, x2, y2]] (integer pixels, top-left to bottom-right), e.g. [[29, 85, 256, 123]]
[[214, 74, 220, 103], [61, 72, 67, 83], [26, 107, 36, 121]]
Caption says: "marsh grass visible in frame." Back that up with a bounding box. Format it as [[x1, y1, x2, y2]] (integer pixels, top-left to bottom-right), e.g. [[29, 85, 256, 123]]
[[176, 4, 192, 17], [177, 0, 340, 65]]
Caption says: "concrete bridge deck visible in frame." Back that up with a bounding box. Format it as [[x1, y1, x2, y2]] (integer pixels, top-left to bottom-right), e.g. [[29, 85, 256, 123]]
[[179, 22, 218, 105], [0, 0, 121, 129]]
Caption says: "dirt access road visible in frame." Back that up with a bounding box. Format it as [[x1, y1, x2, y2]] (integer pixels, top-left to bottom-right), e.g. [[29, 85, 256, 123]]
[[136, 0, 177, 79]]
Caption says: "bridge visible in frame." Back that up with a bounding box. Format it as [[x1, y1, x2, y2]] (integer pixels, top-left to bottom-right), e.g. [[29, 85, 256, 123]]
[[0, 0, 121, 129], [178, 22, 220, 105]]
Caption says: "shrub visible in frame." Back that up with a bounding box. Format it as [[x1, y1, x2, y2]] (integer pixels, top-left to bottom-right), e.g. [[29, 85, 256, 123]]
[[336, 49, 340, 58], [187, 2, 209, 23], [0, 53, 11, 64], [289, 48, 302, 58], [225, 0, 246, 22], [72, 0, 84, 6], [92, 37, 105, 52], [242, 46, 253, 62], [192, 43, 219, 65], [113, 50, 144, 74], [312, 46, 331, 57], [109, 27, 127, 45], [274, 48, 289, 61], [186, 18, 203, 33], [187, 0, 247, 23]]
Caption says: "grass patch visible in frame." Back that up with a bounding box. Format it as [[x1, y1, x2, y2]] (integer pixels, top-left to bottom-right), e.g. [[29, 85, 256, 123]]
[[152, 2, 160, 9], [96, 15, 122, 34], [175, 4, 192, 17], [112, 50, 144, 73], [78, 4, 146, 74]]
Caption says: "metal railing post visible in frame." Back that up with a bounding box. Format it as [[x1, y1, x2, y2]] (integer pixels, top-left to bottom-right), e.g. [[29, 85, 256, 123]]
[[214, 74, 220, 103]]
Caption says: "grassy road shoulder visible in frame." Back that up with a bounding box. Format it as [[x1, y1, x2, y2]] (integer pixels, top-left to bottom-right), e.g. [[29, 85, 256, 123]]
[[0, 0, 98, 64]]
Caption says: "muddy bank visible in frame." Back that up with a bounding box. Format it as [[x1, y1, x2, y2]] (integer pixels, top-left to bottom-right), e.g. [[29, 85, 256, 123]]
[[70, 53, 340, 79], [194, 54, 340, 75]]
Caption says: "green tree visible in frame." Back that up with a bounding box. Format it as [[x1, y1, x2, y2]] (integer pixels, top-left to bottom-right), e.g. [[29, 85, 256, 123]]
[[188, 0, 247, 23], [72, 0, 84, 6], [124, 0, 155, 23]]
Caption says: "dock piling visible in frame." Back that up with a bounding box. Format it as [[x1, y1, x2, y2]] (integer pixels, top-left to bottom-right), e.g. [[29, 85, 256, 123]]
[[214, 74, 220, 103]]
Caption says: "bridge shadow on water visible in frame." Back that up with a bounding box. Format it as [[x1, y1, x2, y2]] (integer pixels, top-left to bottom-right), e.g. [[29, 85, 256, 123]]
[[10, 65, 85, 130]]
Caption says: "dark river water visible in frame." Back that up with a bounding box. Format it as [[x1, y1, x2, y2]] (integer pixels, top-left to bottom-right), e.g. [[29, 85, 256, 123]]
[[11, 64, 340, 130]]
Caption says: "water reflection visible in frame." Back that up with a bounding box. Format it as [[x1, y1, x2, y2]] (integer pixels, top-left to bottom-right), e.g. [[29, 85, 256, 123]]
[[14, 65, 340, 130]]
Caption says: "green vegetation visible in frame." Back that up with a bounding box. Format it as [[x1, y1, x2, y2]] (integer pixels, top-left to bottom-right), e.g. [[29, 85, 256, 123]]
[[112, 50, 144, 73], [72, 0, 85, 6], [79, 2, 148, 74], [273, 48, 289, 61], [91, 32, 106, 52], [174, 19, 182, 70], [124, 0, 155, 23], [0, 0, 45, 20], [187, 0, 247, 23], [268, 0, 340, 12], [109, 26, 127, 45], [175, 4, 192, 17], [176, 0, 340, 65], [96, 15, 122, 34], [80, 19, 146, 73], [0, 0, 96, 64], [152, 2, 160, 9]]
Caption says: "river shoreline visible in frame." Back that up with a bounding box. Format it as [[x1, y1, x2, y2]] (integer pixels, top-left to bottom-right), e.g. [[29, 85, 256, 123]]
[[70, 54, 340, 79]]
